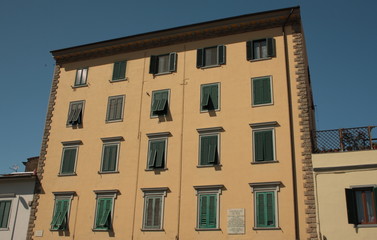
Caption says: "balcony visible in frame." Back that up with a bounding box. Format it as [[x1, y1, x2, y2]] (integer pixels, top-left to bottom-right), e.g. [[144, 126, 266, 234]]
[[312, 126, 377, 153]]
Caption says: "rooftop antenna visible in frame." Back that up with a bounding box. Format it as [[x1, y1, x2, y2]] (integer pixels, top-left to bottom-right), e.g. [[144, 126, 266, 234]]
[[9, 164, 19, 172]]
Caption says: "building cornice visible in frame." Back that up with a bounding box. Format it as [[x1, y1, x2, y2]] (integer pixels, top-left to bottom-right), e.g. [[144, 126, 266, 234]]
[[51, 7, 300, 64]]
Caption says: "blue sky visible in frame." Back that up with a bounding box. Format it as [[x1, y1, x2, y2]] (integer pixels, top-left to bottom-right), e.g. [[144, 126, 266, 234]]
[[0, 0, 376, 173]]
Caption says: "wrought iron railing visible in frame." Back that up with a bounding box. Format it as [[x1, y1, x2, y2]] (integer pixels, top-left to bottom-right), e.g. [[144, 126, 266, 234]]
[[312, 126, 377, 153]]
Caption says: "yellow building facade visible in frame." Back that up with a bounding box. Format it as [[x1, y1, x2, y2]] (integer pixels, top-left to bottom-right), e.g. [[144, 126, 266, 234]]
[[29, 7, 317, 240]]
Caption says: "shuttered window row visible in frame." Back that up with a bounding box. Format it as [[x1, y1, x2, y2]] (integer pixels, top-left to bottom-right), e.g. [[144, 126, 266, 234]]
[[0, 200, 11, 229]]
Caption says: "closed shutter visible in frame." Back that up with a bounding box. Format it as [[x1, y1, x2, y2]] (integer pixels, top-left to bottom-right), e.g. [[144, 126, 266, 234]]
[[200, 136, 210, 165], [267, 38, 276, 57], [218, 45, 226, 65], [107, 96, 123, 121], [102, 145, 118, 172], [144, 196, 162, 228], [149, 56, 158, 74], [253, 77, 271, 105], [345, 189, 358, 224], [112, 61, 126, 80], [196, 49, 204, 68], [246, 41, 253, 60], [61, 148, 77, 174], [254, 130, 274, 162], [199, 194, 217, 228], [256, 192, 275, 227], [169, 52, 177, 72]]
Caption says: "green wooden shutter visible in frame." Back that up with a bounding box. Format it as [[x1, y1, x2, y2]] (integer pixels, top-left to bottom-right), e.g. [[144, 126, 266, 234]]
[[115, 97, 123, 120], [96, 198, 112, 229], [254, 130, 274, 162], [145, 197, 154, 227], [253, 78, 271, 105], [169, 52, 177, 72], [262, 78, 272, 104], [266, 192, 275, 226], [153, 197, 161, 227], [61, 148, 77, 174], [199, 195, 208, 227], [208, 195, 217, 228], [102, 145, 117, 172], [51, 200, 62, 228], [199, 194, 217, 228], [267, 38, 275, 57], [152, 91, 168, 115], [149, 56, 158, 74], [196, 49, 204, 68], [56, 200, 69, 229], [256, 192, 265, 227], [254, 131, 265, 161], [0, 201, 11, 228], [246, 41, 252, 60], [148, 141, 158, 168], [208, 136, 218, 164], [345, 189, 358, 224], [218, 45, 226, 65], [200, 136, 210, 165], [210, 84, 218, 110], [155, 140, 165, 168], [256, 192, 275, 227], [201, 86, 211, 110]]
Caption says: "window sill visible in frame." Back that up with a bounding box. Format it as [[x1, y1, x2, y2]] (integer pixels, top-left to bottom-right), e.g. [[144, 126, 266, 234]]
[[98, 171, 119, 174], [251, 161, 279, 165], [50, 228, 66, 231], [200, 108, 220, 113], [355, 224, 377, 228], [249, 57, 272, 62], [195, 228, 221, 231], [92, 228, 111, 232], [145, 168, 168, 171], [141, 228, 165, 231], [106, 119, 123, 123], [154, 71, 172, 76], [58, 173, 77, 177], [253, 227, 280, 230], [199, 64, 221, 69], [109, 78, 127, 83], [0, 228, 10, 231], [252, 102, 273, 107], [197, 164, 222, 168], [71, 84, 88, 88]]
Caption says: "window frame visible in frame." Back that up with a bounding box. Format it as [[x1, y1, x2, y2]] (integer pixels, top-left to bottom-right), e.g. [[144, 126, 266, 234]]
[[106, 95, 125, 123], [141, 188, 168, 231], [197, 45, 226, 68], [50, 193, 74, 231], [0, 198, 13, 231], [200, 83, 220, 112], [66, 100, 85, 126], [249, 182, 281, 230], [194, 185, 223, 230], [252, 126, 276, 163], [150, 89, 170, 118], [93, 190, 118, 231], [59, 145, 79, 176], [251, 76, 273, 107], [246, 38, 276, 61], [99, 137, 123, 174], [149, 52, 177, 75], [198, 133, 220, 167], [146, 137, 167, 170], [111, 60, 127, 82], [74, 67, 88, 87], [345, 185, 377, 226]]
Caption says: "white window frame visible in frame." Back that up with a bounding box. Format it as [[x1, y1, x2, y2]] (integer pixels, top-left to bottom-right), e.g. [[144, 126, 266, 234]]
[[145, 132, 171, 170], [250, 122, 278, 163], [251, 76, 274, 107], [200, 82, 221, 112], [0, 194, 14, 231], [196, 127, 223, 167], [59, 146, 79, 175], [99, 137, 123, 173], [141, 188, 168, 230], [74, 67, 88, 87], [106, 95, 125, 123], [150, 89, 170, 118], [66, 100, 85, 126], [93, 190, 118, 231], [50, 192, 75, 231], [249, 182, 281, 229], [194, 185, 223, 230]]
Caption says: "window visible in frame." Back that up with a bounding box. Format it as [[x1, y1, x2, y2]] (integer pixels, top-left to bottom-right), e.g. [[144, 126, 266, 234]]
[[201, 83, 219, 111], [147, 139, 166, 170], [252, 76, 273, 106], [141, 188, 168, 230], [67, 101, 84, 126], [60, 147, 78, 175], [149, 53, 177, 74], [50, 193, 74, 231], [151, 90, 169, 117], [93, 190, 118, 231], [246, 38, 275, 60], [253, 128, 275, 162], [194, 185, 223, 230], [106, 95, 125, 122], [0, 200, 11, 229], [74, 68, 88, 86], [100, 137, 123, 173], [249, 182, 281, 229], [112, 61, 126, 81], [199, 134, 219, 166], [345, 187, 377, 225], [196, 45, 226, 68]]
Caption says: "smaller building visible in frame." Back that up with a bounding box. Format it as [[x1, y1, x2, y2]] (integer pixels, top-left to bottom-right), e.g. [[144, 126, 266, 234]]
[[312, 126, 377, 240], [0, 157, 38, 240]]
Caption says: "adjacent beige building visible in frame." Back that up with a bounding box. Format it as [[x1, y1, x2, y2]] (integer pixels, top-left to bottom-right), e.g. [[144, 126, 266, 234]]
[[29, 7, 318, 240]]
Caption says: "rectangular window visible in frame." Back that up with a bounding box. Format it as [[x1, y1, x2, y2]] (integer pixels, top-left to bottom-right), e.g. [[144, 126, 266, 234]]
[[201, 83, 219, 111], [246, 38, 275, 60], [94, 197, 114, 230], [112, 61, 126, 81], [147, 139, 166, 169], [60, 147, 78, 175], [151, 90, 169, 117], [67, 101, 84, 126], [74, 68, 88, 86], [197, 45, 226, 68], [100, 143, 119, 173], [253, 129, 275, 162], [142, 188, 168, 230], [0, 200, 11, 229], [149, 53, 177, 74], [252, 77, 273, 106], [106, 95, 125, 122], [194, 186, 222, 230], [199, 134, 219, 166], [51, 197, 72, 230], [345, 187, 377, 225]]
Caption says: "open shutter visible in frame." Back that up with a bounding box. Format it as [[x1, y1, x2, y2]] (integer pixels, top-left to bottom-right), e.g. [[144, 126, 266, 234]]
[[148, 142, 158, 168], [56, 200, 69, 229], [218, 45, 226, 65], [267, 38, 276, 57], [149, 56, 158, 74], [211, 84, 218, 110], [207, 136, 218, 164], [201, 86, 211, 110], [99, 199, 112, 228], [51, 200, 62, 227], [246, 41, 253, 60], [155, 141, 165, 168], [61, 148, 76, 174], [69, 102, 83, 125], [345, 189, 358, 224], [169, 52, 177, 72], [200, 136, 210, 165], [196, 49, 204, 68], [151, 93, 160, 113]]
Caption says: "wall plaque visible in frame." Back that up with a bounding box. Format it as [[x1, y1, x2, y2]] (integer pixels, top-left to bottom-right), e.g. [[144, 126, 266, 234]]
[[227, 208, 245, 234]]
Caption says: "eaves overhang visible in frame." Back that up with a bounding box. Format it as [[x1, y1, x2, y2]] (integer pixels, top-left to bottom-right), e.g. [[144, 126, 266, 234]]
[[51, 6, 301, 64]]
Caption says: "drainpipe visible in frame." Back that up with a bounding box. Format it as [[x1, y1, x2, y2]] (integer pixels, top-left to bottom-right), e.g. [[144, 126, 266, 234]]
[[11, 196, 20, 239], [282, 8, 300, 240]]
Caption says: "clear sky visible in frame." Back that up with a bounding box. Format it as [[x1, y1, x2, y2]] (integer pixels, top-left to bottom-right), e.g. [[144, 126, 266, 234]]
[[0, 0, 376, 174]]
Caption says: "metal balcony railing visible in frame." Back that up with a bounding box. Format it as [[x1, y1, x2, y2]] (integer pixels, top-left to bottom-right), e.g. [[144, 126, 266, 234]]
[[312, 126, 377, 153]]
